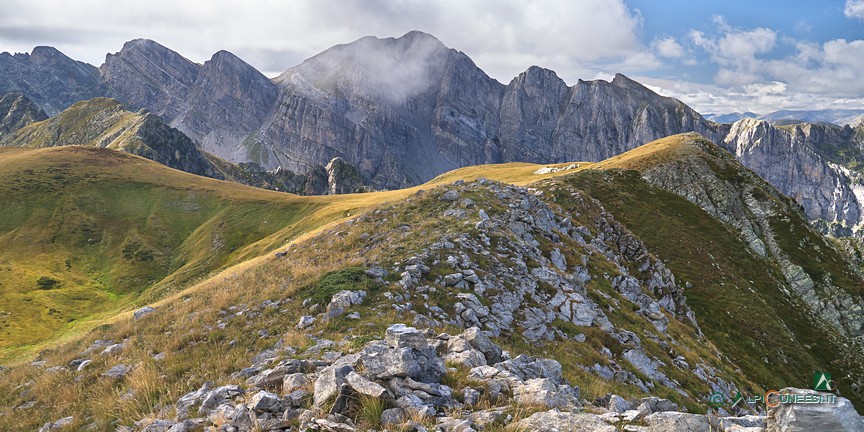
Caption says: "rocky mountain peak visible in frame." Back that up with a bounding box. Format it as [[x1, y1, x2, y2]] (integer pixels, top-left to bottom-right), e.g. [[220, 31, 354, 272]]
[[0, 46, 103, 116], [282, 30, 453, 105], [101, 38, 200, 119], [28, 46, 66, 62], [610, 73, 659, 97], [512, 66, 566, 89]]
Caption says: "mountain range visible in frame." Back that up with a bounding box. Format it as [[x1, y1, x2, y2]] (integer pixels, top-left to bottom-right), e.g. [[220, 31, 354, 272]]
[[706, 109, 864, 126], [2, 31, 863, 241]]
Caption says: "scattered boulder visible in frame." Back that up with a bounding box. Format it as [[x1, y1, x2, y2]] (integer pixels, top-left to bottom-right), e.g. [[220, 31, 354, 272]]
[[461, 327, 502, 364], [38, 417, 74, 431], [314, 365, 353, 406], [102, 364, 131, 379], [134, 306, 157, 320], [440, 190, 460, 201], [282, 373, 311, 395], [326, 290, 367, 319], [380, 407, 406, 427], [507, 410, 615, 432], [767, 388, 863, 432], [641, 412, 710, 431], [296, 315, 316, 329], [247, 390, 283, 413], [344, 371, 388, 399], [512, 378, 579, 409], [101, 343, 125, 356]]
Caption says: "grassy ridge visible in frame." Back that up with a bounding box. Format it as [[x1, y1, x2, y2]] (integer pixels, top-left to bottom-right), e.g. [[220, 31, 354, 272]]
[[0, 147, 581, 362]]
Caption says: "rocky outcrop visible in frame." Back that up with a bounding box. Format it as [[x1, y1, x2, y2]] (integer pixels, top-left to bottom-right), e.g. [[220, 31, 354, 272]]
[[128, 322, 864, 431], [767, 388, 864, 432], [0, 93, 47, 138], [324, 157, 365, 194]]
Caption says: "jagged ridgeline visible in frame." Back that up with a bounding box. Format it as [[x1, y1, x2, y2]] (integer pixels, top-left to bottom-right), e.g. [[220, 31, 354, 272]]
[[0, 134, 862, 430]]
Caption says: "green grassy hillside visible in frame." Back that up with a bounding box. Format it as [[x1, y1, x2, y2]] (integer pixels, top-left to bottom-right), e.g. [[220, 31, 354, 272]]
[[0, 146, 330, 360]]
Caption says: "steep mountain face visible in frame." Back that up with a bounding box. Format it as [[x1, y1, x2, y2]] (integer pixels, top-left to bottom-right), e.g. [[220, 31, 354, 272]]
[[100, 39, 201, 120], [0, 93, 47, 139], [257, 32, 725, 188], [0, 97, 222, 179], [3, 33, 712, 189], [722, 118, 864, 236], [0, 47, 104, 116], [580, 133, 864, 405], [172, 50, 279, 161], [100, 40, 280, 163]]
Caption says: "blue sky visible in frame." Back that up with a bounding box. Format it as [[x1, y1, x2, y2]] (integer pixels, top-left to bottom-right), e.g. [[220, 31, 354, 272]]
[[622, 0, 864, 113], [1, 0, 863, 114], [632, 0, 863, 83]]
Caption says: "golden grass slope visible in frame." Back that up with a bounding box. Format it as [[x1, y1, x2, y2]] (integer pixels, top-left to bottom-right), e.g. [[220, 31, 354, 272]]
[[0, 145, 585, 362]]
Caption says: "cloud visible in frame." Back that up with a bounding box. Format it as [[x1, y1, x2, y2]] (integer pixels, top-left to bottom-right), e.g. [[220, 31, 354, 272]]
[[689, 20, 777, 86], [0, 0, 657, 82], [845, 0, 864, 19], [638, 76, 864, 115], [687, 17, 864, 102], [652, 37, 685, 58]]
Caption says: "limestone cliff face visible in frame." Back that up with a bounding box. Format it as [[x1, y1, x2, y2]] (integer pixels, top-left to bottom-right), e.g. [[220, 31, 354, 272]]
[[0, 47, 105, 116], [0, 93, 47, 139], [255, 33, 725, 189], [723, 118, 864, 235], [163, 50, 278, 162], [632, 135, 864, 390], [100, 41, 279, 163], [100, 39, 201, 121]]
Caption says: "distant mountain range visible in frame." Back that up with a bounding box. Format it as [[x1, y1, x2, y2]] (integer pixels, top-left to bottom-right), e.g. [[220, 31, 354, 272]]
[[1, 31, 863, 237], [705, 109, 864, 126]]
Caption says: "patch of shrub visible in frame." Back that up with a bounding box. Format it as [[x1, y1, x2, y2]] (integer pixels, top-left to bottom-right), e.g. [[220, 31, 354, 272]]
[[301, 267, 373, 305], [36, 276, 60, 290]]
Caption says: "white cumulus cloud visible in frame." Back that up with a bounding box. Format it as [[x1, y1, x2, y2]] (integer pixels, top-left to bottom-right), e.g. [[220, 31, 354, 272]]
[[652, 37, 685, 58], [845, 0, 864, 19]]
